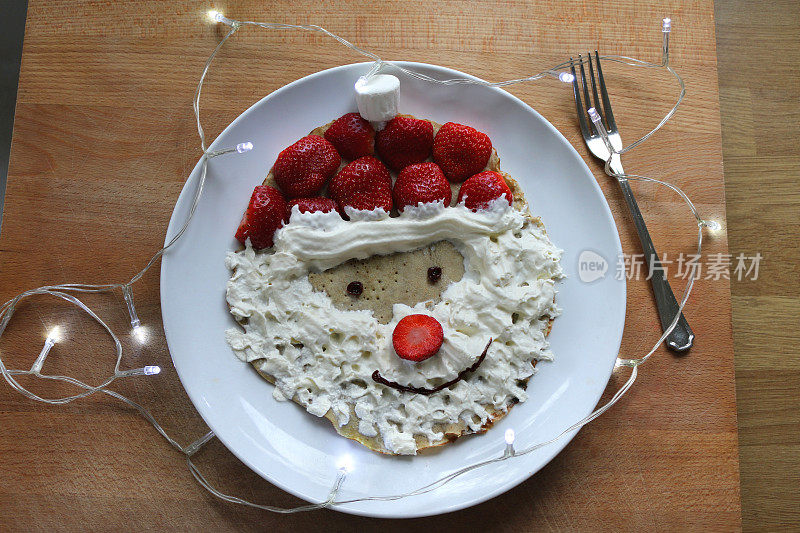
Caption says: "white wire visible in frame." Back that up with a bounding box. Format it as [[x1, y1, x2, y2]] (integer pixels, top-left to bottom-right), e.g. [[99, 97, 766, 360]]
[[0, 13, 714, 513]]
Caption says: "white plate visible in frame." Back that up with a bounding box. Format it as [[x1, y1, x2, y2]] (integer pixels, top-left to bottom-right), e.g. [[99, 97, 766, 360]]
[[161, 62, 625, 518]]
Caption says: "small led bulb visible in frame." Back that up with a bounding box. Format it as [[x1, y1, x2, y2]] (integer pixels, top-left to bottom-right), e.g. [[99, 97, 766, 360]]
[[661, 17, 673, 65], [503, 428, 516, 457], [122, 285, 142, 334], [207, 10, 231, 24], [702, 219, 722, 231], [119, 365, 161, 377], [558, 72, 575, 83], [31, 328, 61, 374], [336, 454, 354, 473], [236, 141, 253, 153], [47, 326, 62, 344], [587, 107, 615, 155], [132, 325, 149, 343]]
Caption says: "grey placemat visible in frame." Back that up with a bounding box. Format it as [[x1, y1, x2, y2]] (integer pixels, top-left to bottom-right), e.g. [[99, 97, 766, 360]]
[[0, 0, 28, 235]]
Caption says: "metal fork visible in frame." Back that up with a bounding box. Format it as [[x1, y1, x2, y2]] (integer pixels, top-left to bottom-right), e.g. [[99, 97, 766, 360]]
[[571, 51, 693, 352]]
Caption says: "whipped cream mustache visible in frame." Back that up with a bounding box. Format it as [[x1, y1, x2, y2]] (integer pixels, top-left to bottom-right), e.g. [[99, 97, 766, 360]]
[[276, 200, 516, 271], [225, 200, 563, 454]]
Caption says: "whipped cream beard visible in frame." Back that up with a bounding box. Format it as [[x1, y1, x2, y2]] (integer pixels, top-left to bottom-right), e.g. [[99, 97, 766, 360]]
[[225, 200, 563, 455]]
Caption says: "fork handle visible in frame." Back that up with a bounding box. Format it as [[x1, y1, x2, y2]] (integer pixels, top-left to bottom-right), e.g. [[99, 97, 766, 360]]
[[614, 165, 694, 352]]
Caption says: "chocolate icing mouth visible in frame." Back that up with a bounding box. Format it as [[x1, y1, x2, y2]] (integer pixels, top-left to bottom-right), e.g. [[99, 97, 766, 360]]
[[371, 338, 493, 395]]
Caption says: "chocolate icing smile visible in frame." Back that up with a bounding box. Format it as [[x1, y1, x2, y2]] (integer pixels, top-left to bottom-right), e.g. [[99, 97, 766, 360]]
[[371, 339, 493, 395]]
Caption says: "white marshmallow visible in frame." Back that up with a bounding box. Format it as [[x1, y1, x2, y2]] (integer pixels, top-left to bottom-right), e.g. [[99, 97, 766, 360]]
[[354, 74, 399, 130]]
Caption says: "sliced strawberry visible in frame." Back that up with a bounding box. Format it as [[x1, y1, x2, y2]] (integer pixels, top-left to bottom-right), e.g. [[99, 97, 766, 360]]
[[375, 116, 434, 171], [393, 162, 452, 212], [457, 171, 513, 211], [432, 122, 492, 183], [235, 185, 287, 250], [329, 156, 393, 214], [324, 112, 375, 160], [392, 314, 444, 362], [286, 197, 338, 219], [273, 135, 341, 198]]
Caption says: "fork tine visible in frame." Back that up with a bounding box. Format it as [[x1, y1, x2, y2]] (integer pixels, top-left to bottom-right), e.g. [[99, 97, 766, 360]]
[[586, 52, 604, 126], [594, 50, 617, 131], [577, 55, 593, 122], [570, 58, 591, 139]]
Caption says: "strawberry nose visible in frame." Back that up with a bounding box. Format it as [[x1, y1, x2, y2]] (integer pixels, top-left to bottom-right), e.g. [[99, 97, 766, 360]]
[[392, 314, 444, 362]]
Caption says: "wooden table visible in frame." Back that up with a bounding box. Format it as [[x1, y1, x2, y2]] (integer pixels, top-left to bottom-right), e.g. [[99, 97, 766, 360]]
[[0, 1, 741, 530], [716, 1, 800, 530]]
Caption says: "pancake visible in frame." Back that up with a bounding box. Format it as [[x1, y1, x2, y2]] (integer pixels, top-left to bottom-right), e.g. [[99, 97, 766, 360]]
[[236, 116, 557, 454]]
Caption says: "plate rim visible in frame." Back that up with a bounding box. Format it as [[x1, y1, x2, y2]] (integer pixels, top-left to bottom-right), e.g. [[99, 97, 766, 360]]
[[160, 60, 626, 518]]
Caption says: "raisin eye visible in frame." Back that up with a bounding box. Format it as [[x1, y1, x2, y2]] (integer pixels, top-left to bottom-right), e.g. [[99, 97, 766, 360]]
[[346, 281, 363, 296], [427, 266, 442, 284]]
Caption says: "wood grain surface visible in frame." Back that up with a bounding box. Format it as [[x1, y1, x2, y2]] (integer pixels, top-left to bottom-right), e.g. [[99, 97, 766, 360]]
[[0, 1, 740, 530], [716, 0, 800, 530]]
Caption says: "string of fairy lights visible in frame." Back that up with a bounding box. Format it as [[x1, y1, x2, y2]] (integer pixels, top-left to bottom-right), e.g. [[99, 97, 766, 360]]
[[0, 11, 721, 512]]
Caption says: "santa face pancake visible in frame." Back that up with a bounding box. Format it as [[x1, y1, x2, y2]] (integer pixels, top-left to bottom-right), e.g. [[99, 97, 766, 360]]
[[226, 114, 563, 454]]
